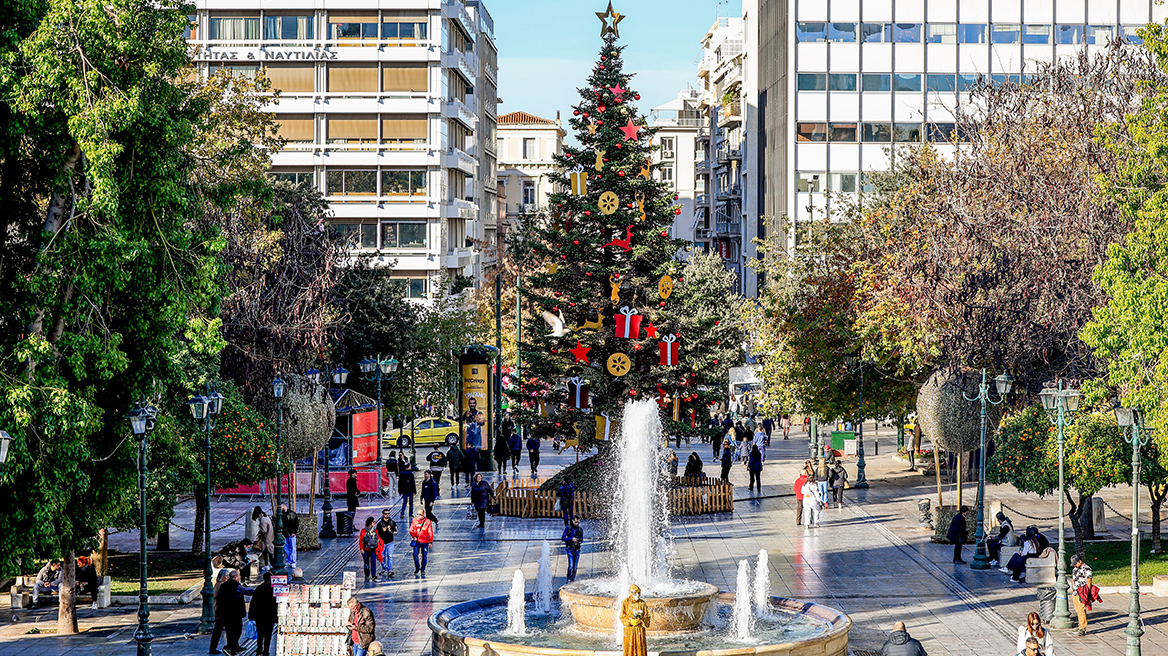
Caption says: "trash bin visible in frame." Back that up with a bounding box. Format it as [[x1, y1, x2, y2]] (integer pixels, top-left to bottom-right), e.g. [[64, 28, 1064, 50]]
[[336, 511, 355, 537], [1037, 586, 1056, 623]]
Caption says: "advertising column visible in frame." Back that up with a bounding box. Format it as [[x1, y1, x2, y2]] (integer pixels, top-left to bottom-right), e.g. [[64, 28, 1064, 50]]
[[459, 345, 498, 469]]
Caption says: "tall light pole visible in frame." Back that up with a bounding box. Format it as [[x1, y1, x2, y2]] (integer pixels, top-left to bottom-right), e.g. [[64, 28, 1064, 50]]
[[1116, 404, 1149, 656], [359, 356, 399, 470], [844, 353, 868, 488], [271, 376, 287, 575], [1039, 381, 1080, 630], [316, 365, 349, 539], [964, 369, 1013, 570], [129, 400, 158, 656], [189, 387, 224, 634]]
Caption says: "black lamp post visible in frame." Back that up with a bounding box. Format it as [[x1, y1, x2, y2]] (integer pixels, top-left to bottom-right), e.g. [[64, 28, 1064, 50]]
[[1116, 404, 1149, 656], [844, 353, 868, 488], [359, 356, 399, 469], [271, 376, 287, 575], [315, 365, 349, 539], [190, 387, 223, 634], [129, 400, 158, 656], [963, 369, 1013, 570], [1039, 380, 1081, 629]]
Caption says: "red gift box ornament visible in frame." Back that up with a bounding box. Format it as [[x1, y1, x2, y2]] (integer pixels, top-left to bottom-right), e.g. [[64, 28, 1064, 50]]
[[567, 377, 591, 410], [658, 334, 680, 366], [614, 306, 642, 339]]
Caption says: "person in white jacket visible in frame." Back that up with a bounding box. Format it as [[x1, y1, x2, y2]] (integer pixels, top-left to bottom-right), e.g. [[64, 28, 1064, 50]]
[[1016, 612, 1054, 655], [801, 478, 822, 528]]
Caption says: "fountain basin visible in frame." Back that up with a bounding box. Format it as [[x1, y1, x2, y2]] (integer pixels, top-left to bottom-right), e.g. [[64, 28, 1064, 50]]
[[429, 593, 851, 656], [558, 580, 719, 636]]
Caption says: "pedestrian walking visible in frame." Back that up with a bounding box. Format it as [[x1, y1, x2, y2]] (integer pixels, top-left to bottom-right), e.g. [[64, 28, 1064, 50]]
[[248, 571, 277, 656], [829, 462, 848, 507], [1017, 636, 1043, 656], [346, 469, 359, 514], [527, 433, 541, 477], [557, 479, 576, 526], [420, 471, 439, 523], [793, 465, 810, 526], [375, 509, 397, 578], [446, 442, 464, 489], [561, 516, 584, 582], [752, 427, 767, 461], [409, 509, 435, 575], [346, 596, 376, 656], [947, 505, 969, 564], [719, 439, 733, 481], [251, 506, 275, 571], [397, 466, 416, 519], [1071, 555, 1098, 636], [358, 516, 384, 581], [803, 416, 811, 434], [470, 473, 494, 527], [762, 416, 774, 445], [814, 459, 831, 506], [1016, 612, 1054, 654], [879, 621, 927, 656], [217, 570, 247, 655], [280, 503, 299, 570], [494, 431, 511, 476], [780, 414, 792, 440], [464, 444, 480, 481], [384, 450, 399, 495], [507, 424, 522, 475], [801, 476, 822, 528], [208, 569, 231, 655], [426, 446, 447, 487], [746, 444, 763, 492]]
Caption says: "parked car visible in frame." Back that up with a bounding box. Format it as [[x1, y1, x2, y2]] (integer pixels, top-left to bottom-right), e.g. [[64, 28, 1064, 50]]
[[385, 417, 459, 448]]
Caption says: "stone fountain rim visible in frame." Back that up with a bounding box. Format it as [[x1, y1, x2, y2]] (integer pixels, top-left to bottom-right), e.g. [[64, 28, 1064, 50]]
[[558, 578, 721, 603], [428, 591, 853, 656]]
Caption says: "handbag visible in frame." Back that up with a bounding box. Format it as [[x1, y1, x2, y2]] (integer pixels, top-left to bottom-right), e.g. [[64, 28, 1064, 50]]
[[465, 504, 477, 520], [410, 539, 418, 548], [244, 619, 257, 641]]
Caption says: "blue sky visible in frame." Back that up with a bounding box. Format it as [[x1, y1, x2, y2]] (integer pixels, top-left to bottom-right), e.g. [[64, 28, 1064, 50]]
[[491, 0, 737, 138]]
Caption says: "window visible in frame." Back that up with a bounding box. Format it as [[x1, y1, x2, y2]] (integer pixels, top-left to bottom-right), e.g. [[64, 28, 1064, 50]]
[[326, 169, 376, 195], [992, 24, 1020, 44], [828, 173, 857, 192], [397, 278, 427, 299], [862, 73, 891, 92], [797, 73, 827, 90], [990, 74, 1021, 85], [958, 24, 987, 44], [957, 74, 980, 92], [264, 15, 314, 41], [927, 123, 957, 142], [796, 123, 827, 142], [1057, 24, 1085, 45], [269, 171, 314, 186], [862, 122, 892, 142], [382, 64, 428, 92], [328, 65, 378, 92], [209, 15, 260, 40], [380, 170, 427, 196], [1087, 25, 1114, 45], [828, 23, 857, 43], [184, 14, 197, 40], [381, 115, 427, 143], [893, 74, 922, 92], [1122, 25, 1145, 45], [521, 181, 535, 205], [416, 420, 433, 430], [892, 123, 922, 142], [927, 74, 956, 92], [522, 138, 536, 159], [275, 115, 314, 142], [796, 172, 823, 192], [891, 24, 921, 43], [828, 123, 857, 142], [1023, 25, 1051, 44], [861, 23, 890, 43], [660, 137, 675, 154], [334, 223, 378, 249], [264, 64, 314, 93], [927, 24, 957, 44], [327, 116, 377, 143], [381, 222, 427, 248], [828, 73, 857, 91], [660, 164, 675, 185], [328, 13, 378, 41], [212, 64, 260, 79], [382, 21, 428, 40], [796, 22, 827, 42]]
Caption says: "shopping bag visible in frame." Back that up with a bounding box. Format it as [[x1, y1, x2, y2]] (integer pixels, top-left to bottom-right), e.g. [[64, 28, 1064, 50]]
[[245, 619, 258, 641]]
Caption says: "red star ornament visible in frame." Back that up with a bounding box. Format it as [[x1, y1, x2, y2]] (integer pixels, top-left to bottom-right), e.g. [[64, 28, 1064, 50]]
[[644, 321, 659, 339], [608, 84, 627, 98], [569, 341, 591, 364], [619, 118, 641, 141]]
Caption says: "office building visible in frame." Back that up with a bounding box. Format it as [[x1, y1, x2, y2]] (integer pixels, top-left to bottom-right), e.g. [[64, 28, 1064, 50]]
[[649, 89, 703, 247]]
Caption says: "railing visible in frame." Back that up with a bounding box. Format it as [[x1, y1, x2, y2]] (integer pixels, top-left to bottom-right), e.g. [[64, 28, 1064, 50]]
[[495, 478, 733, 519], [716, 221, 742, 234], [719, 101, 742, 125]]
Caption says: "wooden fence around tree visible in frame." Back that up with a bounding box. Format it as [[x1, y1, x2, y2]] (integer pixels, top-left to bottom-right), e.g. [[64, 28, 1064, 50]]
[[494, 477, 732, 519]]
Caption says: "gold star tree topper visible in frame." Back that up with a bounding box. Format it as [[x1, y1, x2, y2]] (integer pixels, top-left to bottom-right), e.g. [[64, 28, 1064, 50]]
[[596, 2, 624, 38]]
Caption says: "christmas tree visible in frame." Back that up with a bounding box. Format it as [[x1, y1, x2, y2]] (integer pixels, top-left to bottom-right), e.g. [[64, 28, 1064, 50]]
[[508, 3, 743, 463]]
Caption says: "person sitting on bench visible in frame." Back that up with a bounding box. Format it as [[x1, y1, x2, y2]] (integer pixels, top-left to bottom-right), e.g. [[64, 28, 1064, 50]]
[[75, 556, 98, 594], [34, 559, 62, 596]]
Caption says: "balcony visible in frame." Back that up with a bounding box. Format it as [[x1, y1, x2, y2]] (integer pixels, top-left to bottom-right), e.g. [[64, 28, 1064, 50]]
[[695, 160, 710, 174], [718, 100, 742, 128], [443, 147, 477, 175], [715, 221, 741, 235], [442, 48, 478, 83], [716, 184, 742, 200], [727, 146, 742, 160], [441, 198, 477, 219], [695, 194, 709, 206], [443, 247, 475, 269], [696, 128, 711, 143], [443, 97, 478, 128], [442, 0, 476, 41]]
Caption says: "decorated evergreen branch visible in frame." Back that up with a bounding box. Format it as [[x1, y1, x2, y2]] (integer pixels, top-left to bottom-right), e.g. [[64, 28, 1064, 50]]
[[507, 7, 744, 453]]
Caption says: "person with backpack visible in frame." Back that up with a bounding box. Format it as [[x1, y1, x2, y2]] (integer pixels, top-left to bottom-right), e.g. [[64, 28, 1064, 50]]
[[409, 509, 435, 576], [375, 509, 398, 578], [426, 446, 447, 487], [357, 516, 384, 581]]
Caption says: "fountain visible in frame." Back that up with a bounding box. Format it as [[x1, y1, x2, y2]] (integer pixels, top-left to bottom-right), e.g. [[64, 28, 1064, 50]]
[[429, 400, 852, 656], [535, 540, 553, 614]]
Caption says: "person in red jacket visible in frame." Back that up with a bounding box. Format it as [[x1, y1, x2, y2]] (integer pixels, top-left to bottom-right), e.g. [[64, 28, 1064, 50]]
[[409, 509, 435, 576], [357, 516, 384, 581], [794, 461, 811, 526]]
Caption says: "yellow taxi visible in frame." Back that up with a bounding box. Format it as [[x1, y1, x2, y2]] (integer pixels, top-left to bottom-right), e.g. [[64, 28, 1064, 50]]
[[384, 417, 460, 448]]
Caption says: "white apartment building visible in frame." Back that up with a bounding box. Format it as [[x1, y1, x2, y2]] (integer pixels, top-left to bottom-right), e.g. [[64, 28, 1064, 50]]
[[649, 90, 704, 247], [186, 0, 497, 301], [496, 111, 566, 234], [758, 0, 1167, 252]]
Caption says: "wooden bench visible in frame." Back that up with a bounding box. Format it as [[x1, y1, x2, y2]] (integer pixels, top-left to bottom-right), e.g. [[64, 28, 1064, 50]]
[[998, 547, 1056, 585], [10, 575, 110, 609]]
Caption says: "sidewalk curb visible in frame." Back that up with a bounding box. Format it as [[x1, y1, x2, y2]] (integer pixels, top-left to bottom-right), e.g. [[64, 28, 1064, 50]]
[[1097, 584, 1154, 595]]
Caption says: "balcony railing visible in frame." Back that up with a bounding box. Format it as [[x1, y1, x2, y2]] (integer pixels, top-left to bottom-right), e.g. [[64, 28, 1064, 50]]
[[718, 101, 742, 127], [715, 221, 741, 235]]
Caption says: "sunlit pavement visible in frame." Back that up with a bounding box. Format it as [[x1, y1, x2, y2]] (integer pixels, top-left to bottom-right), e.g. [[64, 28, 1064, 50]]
[[3, 430, 1164, 655]]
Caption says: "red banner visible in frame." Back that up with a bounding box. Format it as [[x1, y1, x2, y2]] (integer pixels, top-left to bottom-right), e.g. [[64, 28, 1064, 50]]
[[352, 410, 379, 464]]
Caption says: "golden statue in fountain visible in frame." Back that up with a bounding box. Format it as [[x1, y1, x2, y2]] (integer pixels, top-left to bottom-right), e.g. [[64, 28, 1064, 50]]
[[620, 584, 651, 656]]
